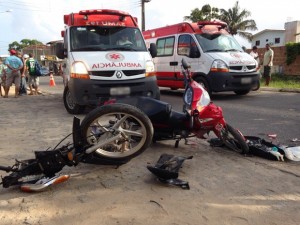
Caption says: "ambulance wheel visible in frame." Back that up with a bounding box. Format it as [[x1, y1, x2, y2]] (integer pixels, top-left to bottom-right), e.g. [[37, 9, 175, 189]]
[[195, 77, 211, 96], [63, 86, 85, 114]]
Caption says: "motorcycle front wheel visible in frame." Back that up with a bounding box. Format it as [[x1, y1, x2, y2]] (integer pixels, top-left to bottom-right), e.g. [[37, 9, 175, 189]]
[[81, 103, 154, 162], [220, 124, 249, 154]]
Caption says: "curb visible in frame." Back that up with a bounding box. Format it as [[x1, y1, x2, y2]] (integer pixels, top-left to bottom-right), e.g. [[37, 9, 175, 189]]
[[260, 87, 300, 93]]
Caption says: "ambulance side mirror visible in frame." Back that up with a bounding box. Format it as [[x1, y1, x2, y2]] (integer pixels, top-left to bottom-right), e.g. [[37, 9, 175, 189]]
[[189, 46, 200, 58], [56, 42, 67, 59], [148, 43, 157, 58]]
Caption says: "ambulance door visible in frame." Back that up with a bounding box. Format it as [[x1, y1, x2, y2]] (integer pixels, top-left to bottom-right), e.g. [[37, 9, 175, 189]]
[[173, 34, 200, 88], [153, 36, 176, 88]]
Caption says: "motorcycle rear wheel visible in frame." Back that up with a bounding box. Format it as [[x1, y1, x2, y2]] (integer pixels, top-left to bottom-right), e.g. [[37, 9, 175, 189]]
[[220, 124, 249, 154], [81, 103, 154, 162]]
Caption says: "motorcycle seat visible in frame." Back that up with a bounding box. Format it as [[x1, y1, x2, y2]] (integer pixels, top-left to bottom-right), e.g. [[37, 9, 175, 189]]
[[115, 96, 172, 121]]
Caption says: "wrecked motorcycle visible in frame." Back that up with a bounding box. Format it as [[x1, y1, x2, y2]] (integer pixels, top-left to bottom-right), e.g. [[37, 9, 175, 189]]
[[101, 58, 249, 154], [0, 104, 154, 191]]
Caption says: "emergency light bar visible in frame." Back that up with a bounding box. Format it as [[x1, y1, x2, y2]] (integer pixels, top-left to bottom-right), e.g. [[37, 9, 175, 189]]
[[197, 21, 227, 29], [79, 9, 129, 16]]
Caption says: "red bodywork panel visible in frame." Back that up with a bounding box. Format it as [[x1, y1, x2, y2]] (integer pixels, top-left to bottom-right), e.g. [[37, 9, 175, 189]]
[[143, 20, 228, 40]]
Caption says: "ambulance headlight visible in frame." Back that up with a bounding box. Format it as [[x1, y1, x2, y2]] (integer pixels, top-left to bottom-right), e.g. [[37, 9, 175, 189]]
[[210, 59, 229, 72], [145, 60, 155, 77], [70, 61, 90, 79]]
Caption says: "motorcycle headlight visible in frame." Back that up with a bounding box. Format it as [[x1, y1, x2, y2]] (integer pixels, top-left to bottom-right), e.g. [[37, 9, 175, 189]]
[[183, 86, 193, 106], [210, 59, 229, 72]]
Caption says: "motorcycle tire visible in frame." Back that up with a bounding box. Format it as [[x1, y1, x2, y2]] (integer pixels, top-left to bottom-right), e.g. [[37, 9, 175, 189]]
[[220, 124, 249, 154], [81, 103, 154, 162]]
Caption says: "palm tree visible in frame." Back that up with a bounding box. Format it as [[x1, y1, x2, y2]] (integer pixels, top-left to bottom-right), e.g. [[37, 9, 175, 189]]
[[219, 1, 257, 41], [184, 4, 219, 22]]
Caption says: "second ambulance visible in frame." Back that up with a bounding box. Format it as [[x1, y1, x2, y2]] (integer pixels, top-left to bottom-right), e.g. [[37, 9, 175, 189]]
[[143, 21, 260, 95]]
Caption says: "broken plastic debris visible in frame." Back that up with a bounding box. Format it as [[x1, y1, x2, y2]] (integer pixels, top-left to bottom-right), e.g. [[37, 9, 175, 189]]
[[268, 134, 277, 138]]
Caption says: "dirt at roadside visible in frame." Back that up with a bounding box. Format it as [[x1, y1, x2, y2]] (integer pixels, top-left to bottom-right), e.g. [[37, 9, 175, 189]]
[[0, 91, 299, 225]]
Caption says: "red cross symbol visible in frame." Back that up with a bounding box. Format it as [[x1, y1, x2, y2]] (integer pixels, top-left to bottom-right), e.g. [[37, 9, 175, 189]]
[[110, 54, 120, 60]]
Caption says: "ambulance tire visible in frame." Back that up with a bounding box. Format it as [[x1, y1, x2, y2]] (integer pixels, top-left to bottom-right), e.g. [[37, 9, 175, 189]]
[[63, 86, 85, 114], [195, 77, 211, 96]]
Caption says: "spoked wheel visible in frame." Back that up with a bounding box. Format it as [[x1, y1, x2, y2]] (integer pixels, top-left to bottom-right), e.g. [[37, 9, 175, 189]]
[[81, 103, 154, 162], [220, 124, 249, 154]]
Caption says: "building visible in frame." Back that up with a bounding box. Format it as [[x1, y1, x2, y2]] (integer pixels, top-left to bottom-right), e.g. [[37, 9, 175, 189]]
[[250, 21, 300, 76], [252, 20, 300, 47]]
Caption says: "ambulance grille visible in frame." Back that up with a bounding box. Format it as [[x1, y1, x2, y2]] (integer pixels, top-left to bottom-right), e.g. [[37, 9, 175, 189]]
[[89, 70, 146, 77], [229, 65, 256, 71]]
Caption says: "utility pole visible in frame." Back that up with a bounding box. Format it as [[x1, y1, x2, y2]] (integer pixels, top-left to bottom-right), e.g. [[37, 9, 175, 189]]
[[141, 0, 151, 31]]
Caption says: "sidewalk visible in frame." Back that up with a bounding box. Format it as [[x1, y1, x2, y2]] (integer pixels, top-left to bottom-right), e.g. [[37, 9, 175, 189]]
[[260, 87, 300, 93]]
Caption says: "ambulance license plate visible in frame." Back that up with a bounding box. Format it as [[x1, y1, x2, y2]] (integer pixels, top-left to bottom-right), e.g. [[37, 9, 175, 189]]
[[110, 87, 131, 96], [241, 77, 252, 84]]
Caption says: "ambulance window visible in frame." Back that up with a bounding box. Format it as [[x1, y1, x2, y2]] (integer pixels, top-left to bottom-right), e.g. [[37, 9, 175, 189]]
[[178, 35, 198, 57], [156, 37, 175, 56]]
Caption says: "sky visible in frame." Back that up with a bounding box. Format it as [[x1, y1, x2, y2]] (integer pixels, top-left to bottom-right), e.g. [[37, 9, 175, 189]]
[[0, 0, 299, 55]]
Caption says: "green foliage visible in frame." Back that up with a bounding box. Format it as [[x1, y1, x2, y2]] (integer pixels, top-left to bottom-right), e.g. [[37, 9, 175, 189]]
[[183, 1, 257, 42], [8, 39, 43, 51], [261, 74, 300, 88], [183, 4, 219, 21], [285, 42, 300, 65], [219, 1, 257, 41]]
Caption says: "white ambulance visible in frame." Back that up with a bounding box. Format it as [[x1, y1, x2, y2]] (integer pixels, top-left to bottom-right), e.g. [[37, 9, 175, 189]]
[[143, 21, 260, 95], [56, 9, 159, 114]]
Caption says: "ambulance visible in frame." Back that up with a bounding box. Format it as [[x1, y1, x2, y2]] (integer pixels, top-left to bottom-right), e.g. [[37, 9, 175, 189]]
[[143, 21, 260, 95], [56, 9, 159, 114]]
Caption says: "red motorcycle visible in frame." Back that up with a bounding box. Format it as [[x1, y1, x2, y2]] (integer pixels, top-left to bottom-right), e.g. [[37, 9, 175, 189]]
[[82, 58, 249, 161], [0, 59, 248, 191]]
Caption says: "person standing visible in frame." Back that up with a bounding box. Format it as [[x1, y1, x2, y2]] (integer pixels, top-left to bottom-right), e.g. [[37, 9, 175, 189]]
[[250, 46, 260, 66], [0, 59, 6, 96], [26, 53, 40, 95], [3, 49, 23, 98], [262, 43, 274, 86], [18, 53, 29, 96]]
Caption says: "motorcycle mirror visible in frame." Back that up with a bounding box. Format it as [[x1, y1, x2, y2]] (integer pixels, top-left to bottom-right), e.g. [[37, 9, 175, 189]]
[[181, 58, 190, 70]]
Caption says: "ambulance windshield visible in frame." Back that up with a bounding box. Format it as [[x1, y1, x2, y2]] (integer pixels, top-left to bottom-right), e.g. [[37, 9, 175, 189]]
[[70, 26, 147, 52], [195, 33, 243, 53]]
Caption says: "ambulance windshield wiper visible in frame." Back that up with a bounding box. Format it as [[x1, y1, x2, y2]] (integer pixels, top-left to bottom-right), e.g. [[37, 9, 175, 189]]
[[75, 46, 107, 51], [109, 47, 137, 51], [205, 49, 225, 52], [225, 49, 241, 52]]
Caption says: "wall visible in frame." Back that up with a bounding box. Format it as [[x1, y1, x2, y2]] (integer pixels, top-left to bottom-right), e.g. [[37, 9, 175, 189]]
[[284, 21, 300, 43], [254, 46, 300, 76], [252, 30, 285, 47]]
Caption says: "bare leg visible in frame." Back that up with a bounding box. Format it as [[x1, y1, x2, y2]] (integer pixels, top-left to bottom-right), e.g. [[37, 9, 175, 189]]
[[15, 86, 20, 98], [4, 86, 9, 98]]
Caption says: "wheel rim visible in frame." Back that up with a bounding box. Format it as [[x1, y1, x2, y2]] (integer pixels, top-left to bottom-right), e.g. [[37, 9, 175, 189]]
[[66, 90, 76, 109], [85, 112, 148, 158], [221, 129, 243, 153]]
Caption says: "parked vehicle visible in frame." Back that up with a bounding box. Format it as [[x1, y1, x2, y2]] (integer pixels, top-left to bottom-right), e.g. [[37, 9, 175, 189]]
[[56, 9, 160, 114], [40, 66, 50, 76], [143, 21, 260, 96]]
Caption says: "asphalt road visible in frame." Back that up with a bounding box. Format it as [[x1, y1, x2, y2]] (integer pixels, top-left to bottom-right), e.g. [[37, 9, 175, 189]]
[[39, 76, 300, 146], [160, 88, 300, 146]]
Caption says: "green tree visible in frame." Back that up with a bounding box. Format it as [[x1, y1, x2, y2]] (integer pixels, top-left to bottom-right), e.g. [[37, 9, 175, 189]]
[[8, 39, 43, 51], [219, 1, 257, 41], [184, 4, 219, 22]]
